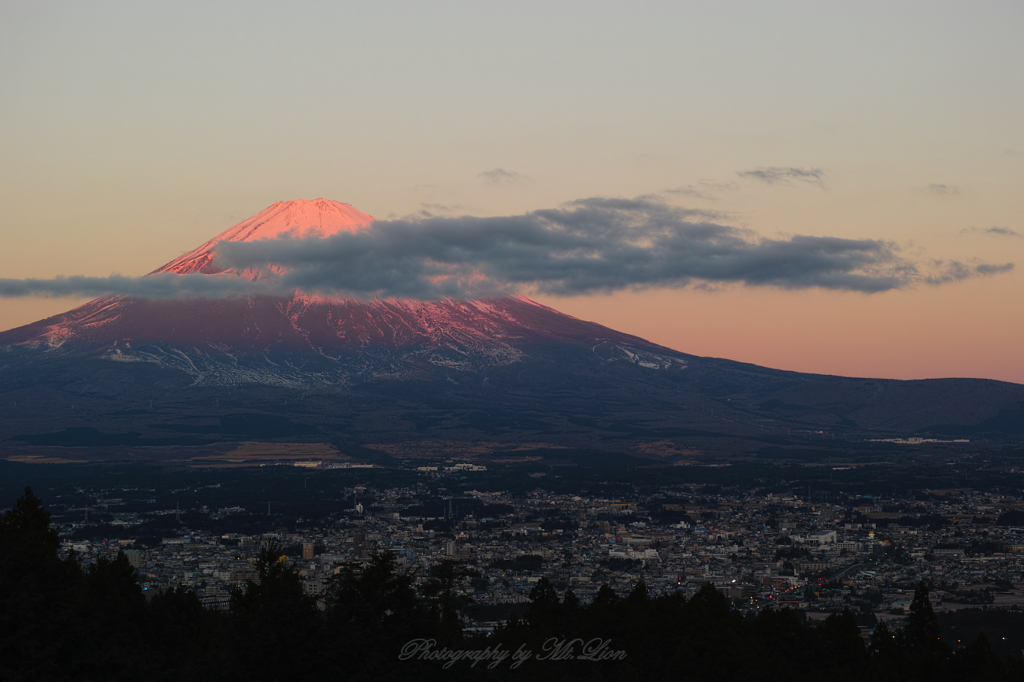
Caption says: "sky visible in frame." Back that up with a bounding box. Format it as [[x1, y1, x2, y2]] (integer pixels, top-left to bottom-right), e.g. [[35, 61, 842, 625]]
[[1, 1, 1022, 382]]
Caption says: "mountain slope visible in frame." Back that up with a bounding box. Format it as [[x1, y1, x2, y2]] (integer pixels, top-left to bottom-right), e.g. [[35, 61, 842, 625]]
[[0, 199, 687, 386], [1, 198, 1022, 449]]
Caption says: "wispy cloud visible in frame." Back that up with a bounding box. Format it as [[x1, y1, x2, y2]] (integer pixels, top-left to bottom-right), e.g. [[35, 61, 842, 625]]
[[738, 167, 825, 187], [0, 198, 1012, 301], [923, 261, 1014, 284], [665, 180, 737, 201], [420, 203, 464, 212], [665, 186, 712, 199], [962, 226, 1023, 239], [479, 168, 525, 185], [927, 183, 958, 195], [412, 203, 466, 219]]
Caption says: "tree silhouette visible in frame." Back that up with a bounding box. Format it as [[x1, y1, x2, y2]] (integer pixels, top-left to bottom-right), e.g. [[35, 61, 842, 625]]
[[3, 489, 1024, 681], [0, 487, 80, 680], [421, 560, 478, 638], [228, 543, 321, 682], [903, 581, 943, 648]]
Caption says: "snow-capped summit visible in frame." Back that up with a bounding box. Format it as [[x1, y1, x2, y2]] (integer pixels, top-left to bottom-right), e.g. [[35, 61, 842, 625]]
[[0, 200, 677, 386], [152, 199, 375, 276], [2, 200, 1022, 446]]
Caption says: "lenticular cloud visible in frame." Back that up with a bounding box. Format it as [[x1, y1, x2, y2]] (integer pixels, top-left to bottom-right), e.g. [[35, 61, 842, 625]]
[[212, 197, 1011, 298], [0, 197, 1012, 300]]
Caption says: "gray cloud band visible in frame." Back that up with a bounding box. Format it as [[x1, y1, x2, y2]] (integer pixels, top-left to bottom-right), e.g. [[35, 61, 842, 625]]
[[0, 273, 270, 299], [0, 198, 1013, 300]]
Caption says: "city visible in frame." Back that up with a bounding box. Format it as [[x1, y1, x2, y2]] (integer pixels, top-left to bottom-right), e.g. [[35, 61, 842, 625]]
[[41, 457, 1024, 651]]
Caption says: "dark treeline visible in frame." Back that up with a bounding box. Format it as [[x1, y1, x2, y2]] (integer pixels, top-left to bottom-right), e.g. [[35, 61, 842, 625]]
[[2, 488, 1022, 681]]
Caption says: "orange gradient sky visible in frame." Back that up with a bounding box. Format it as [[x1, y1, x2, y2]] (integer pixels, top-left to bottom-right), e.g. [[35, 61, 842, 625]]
[[1, 2, 1022, 382]]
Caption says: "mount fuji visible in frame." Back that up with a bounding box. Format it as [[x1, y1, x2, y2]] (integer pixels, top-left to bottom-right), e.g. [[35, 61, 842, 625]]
[[1, 199, 1022, 455], [0, 199, 684, 386]]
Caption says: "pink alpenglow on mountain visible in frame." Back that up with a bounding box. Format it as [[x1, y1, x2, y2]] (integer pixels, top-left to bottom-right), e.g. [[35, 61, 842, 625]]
[[0, 199, 673, 386], [2, 200, 1023, 443], [152, 199, 376, 276]]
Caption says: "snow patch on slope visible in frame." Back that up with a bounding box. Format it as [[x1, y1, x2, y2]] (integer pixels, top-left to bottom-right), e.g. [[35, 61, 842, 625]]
[[592, 341, 687, 370]]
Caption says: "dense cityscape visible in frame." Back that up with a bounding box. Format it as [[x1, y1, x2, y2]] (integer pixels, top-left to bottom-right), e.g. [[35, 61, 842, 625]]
[[47, 460, 1024, 639]]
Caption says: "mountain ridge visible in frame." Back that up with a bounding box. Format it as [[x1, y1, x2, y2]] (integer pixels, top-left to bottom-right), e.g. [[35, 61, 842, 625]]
[[1, 199, 1022, 451]]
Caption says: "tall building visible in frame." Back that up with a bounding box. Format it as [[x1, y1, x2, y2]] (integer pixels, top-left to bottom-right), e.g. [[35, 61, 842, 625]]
[[302, 542, 315, 560]]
